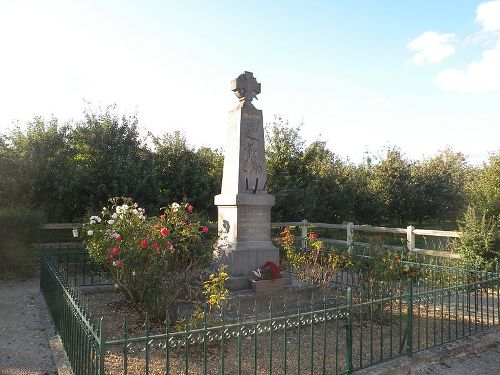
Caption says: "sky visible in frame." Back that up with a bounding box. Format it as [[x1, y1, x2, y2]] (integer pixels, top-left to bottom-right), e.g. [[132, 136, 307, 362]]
[[0, 0, 499, 164]]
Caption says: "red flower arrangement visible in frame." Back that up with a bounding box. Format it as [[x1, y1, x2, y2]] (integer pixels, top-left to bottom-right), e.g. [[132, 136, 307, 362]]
[[253, 261, 281, 280]]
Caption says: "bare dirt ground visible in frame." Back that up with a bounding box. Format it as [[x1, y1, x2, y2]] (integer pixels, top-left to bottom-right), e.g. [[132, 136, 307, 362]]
[[0, 278, 56, 375], [0, 278, 499, 375]]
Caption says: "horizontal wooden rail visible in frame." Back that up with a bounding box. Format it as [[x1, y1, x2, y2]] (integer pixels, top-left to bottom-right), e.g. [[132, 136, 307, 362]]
[[412, 229, 460, 237], [42, 223, 82, 229], [42, 219, 461, 258]]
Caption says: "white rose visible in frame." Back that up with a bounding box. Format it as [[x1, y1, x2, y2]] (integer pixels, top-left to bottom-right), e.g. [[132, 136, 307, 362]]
[[132, 209, 139, 215], [116, 206, 123, 214], [72, 229, 79, 238], [111, 213, 118, 219], [121, 204, 129, 211], [171, 202, 180, 212], [90, 219, 96, 225], [96, 217, 102, 223], [87, 230, 93, 236], [102, 207, 107, 211], [108, 219, 114, 224]]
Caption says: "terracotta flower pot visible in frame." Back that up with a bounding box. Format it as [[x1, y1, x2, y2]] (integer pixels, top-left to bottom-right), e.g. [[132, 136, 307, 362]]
[[250, 277, 286, 293]]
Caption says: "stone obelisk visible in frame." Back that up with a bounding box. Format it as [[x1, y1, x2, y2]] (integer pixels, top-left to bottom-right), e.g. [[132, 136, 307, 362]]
[[214, 71, 279, 289]]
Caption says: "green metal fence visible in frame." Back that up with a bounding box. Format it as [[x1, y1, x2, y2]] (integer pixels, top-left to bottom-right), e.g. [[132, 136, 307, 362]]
[[40, 245, 500, 374], [40, 248, 105, 374]]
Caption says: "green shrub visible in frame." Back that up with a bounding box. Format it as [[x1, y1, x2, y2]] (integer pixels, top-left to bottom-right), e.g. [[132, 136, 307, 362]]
[[455, 206, 498, 264], [0, 208, 44, 277]]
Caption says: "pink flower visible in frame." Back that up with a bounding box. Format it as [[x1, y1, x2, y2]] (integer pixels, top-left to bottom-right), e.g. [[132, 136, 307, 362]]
[[160, 227, 169, 236], [309, 233, 318, 239], [201, 226, 209, 234], [115, 259, 123, 267], [151, 242, 160, 249], [140, 240, 148, 248], [112, 247, 119, 256], [115, 235, 122, 242], [164, 242, 173, 249], [187, 204, 193, 212]]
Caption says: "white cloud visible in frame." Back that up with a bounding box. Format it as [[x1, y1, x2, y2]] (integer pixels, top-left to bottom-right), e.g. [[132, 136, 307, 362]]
[[407, 31, 457, 64], [476, 0, 500, 32], [436, 38, 500, 93]]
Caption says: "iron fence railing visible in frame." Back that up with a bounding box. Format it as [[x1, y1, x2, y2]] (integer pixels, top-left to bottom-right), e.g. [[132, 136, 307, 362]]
[[40, 244, 500, 375]]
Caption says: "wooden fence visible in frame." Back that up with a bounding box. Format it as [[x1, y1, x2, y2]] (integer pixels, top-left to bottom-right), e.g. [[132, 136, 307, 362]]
[[42, 220, 461, 259]]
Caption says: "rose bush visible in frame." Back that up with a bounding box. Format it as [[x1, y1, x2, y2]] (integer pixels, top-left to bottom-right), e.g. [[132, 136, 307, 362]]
[[280, 227, 351, 289], [81, 197, 212, 321]]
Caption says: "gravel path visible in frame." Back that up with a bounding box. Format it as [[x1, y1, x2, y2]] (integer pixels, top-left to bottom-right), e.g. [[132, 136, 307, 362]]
[[411, 336, 500, 375], [0, 279, 57, 375]]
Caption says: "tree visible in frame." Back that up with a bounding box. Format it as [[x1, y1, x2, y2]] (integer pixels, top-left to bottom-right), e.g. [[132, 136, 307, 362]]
[[1, 117, 74, 220], [265, 117, 307, 221], [371, 147, 413, 225], [68, 106, 157, 219], [153, 131, 222, 218], [468, 151, 500, 216]]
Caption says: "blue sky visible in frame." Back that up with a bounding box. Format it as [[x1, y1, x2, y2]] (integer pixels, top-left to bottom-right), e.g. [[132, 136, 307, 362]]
[[1, 0, 499, 163]]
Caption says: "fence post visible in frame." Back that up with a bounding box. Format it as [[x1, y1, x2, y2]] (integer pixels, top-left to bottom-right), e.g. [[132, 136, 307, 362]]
[[407, 278, 413, 356], [406, 225, 415, 252], [301, 219, 308, 250], [346, 222, 354, 254], [345, 287, 353, 373], [98, 317, 106, 375]]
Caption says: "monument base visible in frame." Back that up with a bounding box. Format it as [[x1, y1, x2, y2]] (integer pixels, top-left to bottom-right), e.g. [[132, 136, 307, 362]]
[[224, 273, 321, 314], [214, 192, 279, 281]]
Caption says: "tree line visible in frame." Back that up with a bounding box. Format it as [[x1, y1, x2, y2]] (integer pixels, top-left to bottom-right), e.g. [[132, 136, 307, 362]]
[[0, 107, 498, 227]]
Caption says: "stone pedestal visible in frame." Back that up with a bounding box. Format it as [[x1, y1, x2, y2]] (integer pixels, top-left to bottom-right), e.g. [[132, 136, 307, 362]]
[[214, 72, 279, 290]]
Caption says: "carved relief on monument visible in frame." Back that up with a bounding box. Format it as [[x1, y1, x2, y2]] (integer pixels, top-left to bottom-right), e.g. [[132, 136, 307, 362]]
[[242, 120, 263, 182]]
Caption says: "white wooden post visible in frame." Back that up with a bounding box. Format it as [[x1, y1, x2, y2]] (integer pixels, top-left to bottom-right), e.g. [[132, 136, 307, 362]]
[[301, 219, 308, 249], [346, 222, 354, 253], [407, 225, 415, 252]]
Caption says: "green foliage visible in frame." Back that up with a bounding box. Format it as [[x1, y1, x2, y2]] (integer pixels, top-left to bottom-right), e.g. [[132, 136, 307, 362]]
[[468, 152, 500, 216], [0, 106, 223, 221], [153, 132, 223, 218], [0, 208, 44, 277], [279, 227, 426, 291], [175, 265, 229, 331], [202, 265, 229, 309], [0, 109, 494, 229], [455, 206, 498, 263], [83, 197, 212, 321], [279, 227, 351, 289]]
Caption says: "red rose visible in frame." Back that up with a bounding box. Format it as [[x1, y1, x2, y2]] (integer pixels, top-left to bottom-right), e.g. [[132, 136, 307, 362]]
[[187, 204, 193, 212], [146, 233, 151, 239], [112, 247, 119, 256], [115, 259, 123, 267], [115, 235, 122, 242], [201, 226, 209, 234], [140, 240, 148, 248], [160, 227, 169, 236], [309, 233, 318, 239], [151, 242, 160, 249]]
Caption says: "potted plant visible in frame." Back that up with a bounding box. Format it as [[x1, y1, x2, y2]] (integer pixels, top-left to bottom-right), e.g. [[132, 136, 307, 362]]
[[250, 261, 286, 292]]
